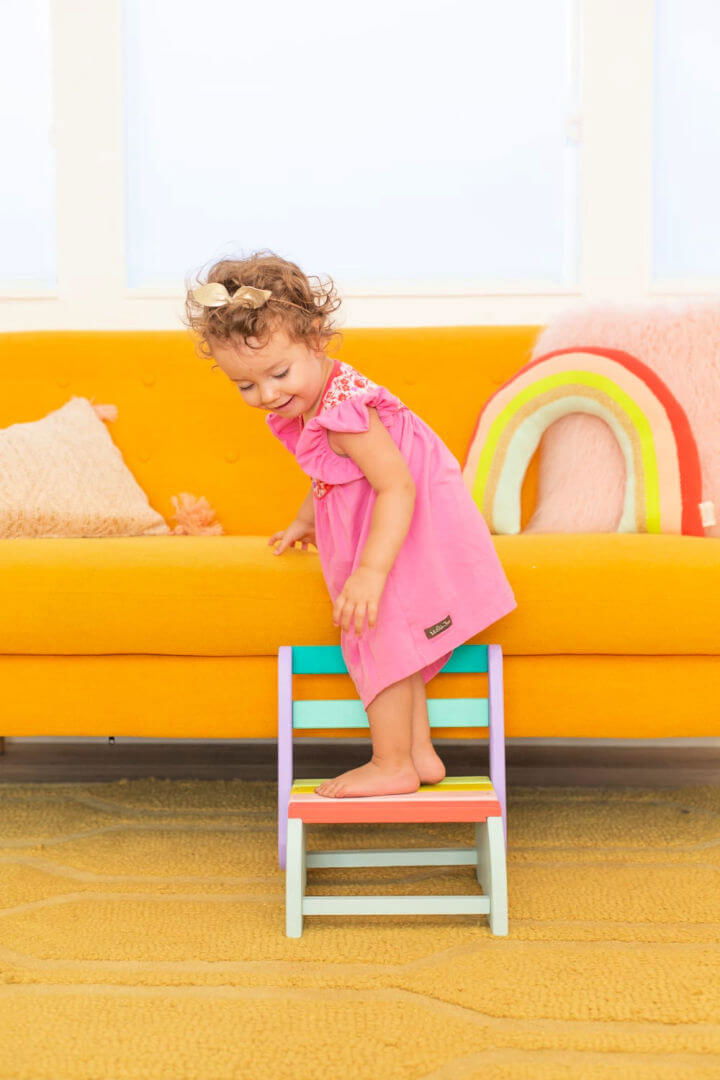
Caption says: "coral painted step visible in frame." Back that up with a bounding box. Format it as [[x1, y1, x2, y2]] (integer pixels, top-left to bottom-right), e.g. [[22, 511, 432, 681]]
[[288, 775, 501, 824]]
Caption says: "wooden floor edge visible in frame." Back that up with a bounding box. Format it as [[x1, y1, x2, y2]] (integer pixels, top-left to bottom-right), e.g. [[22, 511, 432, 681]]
[[0, 737, 718, 786]]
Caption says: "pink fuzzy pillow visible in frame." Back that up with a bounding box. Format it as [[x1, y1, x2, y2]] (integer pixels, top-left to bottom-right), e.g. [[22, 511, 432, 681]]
[[525, 299, 720, 538]]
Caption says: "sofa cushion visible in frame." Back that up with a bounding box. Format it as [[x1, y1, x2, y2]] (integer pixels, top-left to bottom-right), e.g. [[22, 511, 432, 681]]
[[0, 327, 542, 536], [0, 534, 716, 655]]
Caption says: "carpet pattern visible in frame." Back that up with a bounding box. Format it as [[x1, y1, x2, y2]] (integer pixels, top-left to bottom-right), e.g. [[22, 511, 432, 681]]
[[0, 778, 718, 1079]]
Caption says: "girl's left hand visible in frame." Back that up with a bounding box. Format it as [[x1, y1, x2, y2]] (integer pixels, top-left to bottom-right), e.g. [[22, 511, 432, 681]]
[[333, 567, 386, 635]]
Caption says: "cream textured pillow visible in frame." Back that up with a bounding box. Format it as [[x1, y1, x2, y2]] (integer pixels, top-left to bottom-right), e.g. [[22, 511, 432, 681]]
[[0, 397, 169, 538]]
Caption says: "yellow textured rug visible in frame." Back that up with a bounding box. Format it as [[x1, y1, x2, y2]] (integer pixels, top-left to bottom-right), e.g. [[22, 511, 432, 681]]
[[0, 778, 718, 1080]]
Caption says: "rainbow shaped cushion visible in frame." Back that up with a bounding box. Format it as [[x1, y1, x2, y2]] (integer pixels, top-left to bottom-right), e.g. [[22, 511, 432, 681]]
[[462, 347, 713, 536]]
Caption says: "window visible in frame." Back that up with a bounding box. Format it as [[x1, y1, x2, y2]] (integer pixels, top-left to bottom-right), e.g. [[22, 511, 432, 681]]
[[653, 0, 720, 282], [123, 0, 578, 290], [0, 0, 55, 289]]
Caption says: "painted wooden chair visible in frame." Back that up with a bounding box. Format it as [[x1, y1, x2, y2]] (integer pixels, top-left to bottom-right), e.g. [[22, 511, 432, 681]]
[[277, 643, 508, 938]]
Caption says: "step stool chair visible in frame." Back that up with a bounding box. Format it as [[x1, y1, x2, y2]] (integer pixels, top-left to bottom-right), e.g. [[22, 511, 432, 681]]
[[277, 643, 509, 937]]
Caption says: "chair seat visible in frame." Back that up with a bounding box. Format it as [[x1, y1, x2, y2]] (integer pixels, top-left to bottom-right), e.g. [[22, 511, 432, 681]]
[[288, 775, 502, 824]]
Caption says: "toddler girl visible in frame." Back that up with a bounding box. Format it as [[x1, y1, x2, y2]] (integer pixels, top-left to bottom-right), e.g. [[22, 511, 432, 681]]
[[185, 250, 517, 799]]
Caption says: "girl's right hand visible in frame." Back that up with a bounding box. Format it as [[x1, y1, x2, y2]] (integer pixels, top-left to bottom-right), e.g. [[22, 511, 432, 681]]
[[268, 518, 317, 555]]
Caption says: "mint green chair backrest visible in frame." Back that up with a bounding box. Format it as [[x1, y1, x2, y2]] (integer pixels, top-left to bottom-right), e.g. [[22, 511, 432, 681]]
[[290, 643, 489, 730]]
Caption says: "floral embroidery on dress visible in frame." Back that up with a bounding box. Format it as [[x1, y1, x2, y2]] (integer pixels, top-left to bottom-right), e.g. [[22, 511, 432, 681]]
[[323, 361, 380, 409], [312, 477, 333, 499]]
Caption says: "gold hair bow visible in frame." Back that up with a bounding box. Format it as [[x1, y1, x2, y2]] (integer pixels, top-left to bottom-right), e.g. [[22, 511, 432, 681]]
[[191, 282, 273, 310]]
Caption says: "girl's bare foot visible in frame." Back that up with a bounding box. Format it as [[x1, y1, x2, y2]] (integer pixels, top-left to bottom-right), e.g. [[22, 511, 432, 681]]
[[315, 759, 420, 798], [411, 742, 446, 785]]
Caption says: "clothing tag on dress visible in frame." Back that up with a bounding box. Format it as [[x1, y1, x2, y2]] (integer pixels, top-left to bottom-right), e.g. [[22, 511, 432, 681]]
[[424, 615, 452, 639]]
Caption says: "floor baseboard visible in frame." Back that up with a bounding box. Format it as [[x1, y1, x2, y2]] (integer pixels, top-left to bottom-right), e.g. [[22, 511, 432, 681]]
[[0, 738, 718, 786]]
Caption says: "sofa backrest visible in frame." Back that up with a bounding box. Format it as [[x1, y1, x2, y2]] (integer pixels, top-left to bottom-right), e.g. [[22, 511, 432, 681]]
[[0, 326, 540, 535]]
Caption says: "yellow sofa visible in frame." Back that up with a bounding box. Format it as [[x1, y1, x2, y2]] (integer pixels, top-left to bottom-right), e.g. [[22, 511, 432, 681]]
[[1, 327, 718, 743]]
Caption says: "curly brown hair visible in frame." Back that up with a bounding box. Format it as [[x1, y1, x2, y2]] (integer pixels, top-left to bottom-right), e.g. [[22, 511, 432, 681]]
[[183, 249, 343, 361]]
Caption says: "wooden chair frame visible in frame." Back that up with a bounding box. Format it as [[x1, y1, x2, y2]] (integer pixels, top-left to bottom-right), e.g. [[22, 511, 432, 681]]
[[277, 643, 508, 937]]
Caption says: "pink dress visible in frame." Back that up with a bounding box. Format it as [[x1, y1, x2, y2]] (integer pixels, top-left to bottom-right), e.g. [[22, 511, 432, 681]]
[[267, 358, 517, 710]]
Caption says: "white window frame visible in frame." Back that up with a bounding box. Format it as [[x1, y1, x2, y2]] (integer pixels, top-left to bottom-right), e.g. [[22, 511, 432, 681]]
[[2, 0, 704, 331]]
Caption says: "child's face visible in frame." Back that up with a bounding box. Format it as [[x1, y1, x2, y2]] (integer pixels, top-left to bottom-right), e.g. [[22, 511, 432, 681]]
[[210, 328, 329, 418]]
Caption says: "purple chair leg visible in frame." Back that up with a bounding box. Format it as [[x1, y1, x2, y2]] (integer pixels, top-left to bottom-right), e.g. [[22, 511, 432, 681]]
[[488, 643, 507, 850], [277, 646, 293, 870]]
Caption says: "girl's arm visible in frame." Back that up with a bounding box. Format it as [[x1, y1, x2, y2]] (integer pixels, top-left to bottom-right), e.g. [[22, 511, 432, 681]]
[[329, 407, 416, 577], [358, 486, 415, 577]]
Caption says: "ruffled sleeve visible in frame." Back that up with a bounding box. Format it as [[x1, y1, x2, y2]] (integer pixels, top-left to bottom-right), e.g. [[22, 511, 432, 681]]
[[265, 412, 302, 454], [294, 385, 407, 485]]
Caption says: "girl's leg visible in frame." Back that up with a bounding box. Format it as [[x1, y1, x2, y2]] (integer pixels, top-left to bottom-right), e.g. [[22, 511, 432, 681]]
[[409, 669, 432, 748], [314, 674, 419, 798], [409, 670, 446, 784]]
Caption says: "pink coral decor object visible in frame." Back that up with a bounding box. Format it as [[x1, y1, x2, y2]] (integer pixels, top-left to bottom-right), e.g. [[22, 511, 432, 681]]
[[169, 493, 224, 536]]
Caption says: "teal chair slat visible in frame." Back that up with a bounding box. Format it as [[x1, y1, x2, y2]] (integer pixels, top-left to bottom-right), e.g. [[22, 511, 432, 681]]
[[291, 643, 489, 675], [293, 697, 489, 730]]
